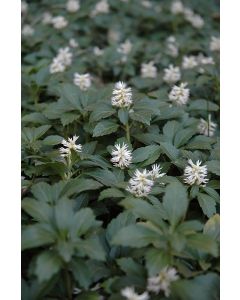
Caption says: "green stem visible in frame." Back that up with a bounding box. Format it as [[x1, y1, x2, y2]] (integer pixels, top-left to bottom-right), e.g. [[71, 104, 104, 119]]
[[125, 122, 131, 143], [64, 267, 72, 300]]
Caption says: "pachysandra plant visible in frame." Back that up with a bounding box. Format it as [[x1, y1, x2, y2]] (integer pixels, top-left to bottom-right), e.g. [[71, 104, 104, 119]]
[[22, 0, 220, 299]]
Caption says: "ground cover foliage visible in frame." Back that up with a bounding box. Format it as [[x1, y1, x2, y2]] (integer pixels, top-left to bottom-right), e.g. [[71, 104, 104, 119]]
[[22, 0, 220, 299]]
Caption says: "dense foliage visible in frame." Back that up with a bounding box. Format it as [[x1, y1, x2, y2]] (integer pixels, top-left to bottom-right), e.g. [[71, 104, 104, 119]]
[[22, 0, 220, 299]]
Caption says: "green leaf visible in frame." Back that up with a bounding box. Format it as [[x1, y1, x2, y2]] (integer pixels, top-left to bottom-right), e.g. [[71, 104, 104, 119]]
[[187, 233, 218, 256], [188, 100, 219, 111], [106, 211, 136, 243], [206, 160, 220, 176], [118, 108, 129, 125], [130, 110, 152, 125], [89, 103, 115, 123], [161, 142, 179, 160], [132, 145, 161, 163], [43, 135, 63, 146], [60, 112, 80, 126], [203, 214, 220, 241], [86, 169, 118, 186], [172, 273, 220, 300], [35, 251, 62, 283], [61, 83, 82, 111], [162, 182, 188, 227], [70, 208, 100, 237], [79, 236, 106, 261], [71, 258, 93, 289], [145, 249, 171, 276], [22, 112, 50, 125], [22, 198, 52, 223], [186, 135, 215, 150], [57, 240, 74, 263], [117, 258, 145, 276], [112, 224, 159, 248], [60, 178, 103, 197], [31, 182, 52, 203], [197, 193, 216, 218], [99, 188, 125, 201], [121, 197, 166, 228], [54, 198, 74, 232], [22, 224, 55, 250], [174, 128, 197, 148], [163, 120, 181, 143], [93, 120, 119, 137]]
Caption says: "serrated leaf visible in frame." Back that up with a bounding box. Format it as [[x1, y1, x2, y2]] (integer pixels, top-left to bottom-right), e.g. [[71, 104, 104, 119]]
[[35, 251, 62, 283], [145, 249, 171, 276], [93, 120, 119, 137], [112, 224, 159, 248], [89, 103, 115, 123], [99, 188, 125, 201], [161, 142, 179, 160], [197, 193, 216, 218], [162, 182, 188, 227], [132, 145, 161, 163]]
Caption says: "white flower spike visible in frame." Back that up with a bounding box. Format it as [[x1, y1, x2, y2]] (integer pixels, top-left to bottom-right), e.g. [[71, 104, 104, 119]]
[[210, 36, 220, 52], [121, 287, 149, 300], [59, 135, 82, 158], [147, 267, 179, 297], [111, 82, 133, 108], [150, 164, 165, 180], [111, 143, 132, 169], [184, 159, 208, 186], [141, 61, 157, 78], [163, 65, 181, 84], [168, 82, 190, 106], [126, 169, 154, 197], [66, 0, 80, 13], [198, 115, 217, 137], [74, 73, 92, 91], [52, 16, 68, 29]]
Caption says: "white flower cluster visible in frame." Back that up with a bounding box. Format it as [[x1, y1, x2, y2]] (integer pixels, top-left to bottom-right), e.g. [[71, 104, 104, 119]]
[[59, 135, 82, 158], [170, 1, 204, 29], [117, 40, 132, 62], [126, 165, 165, 197], [141, 61, 157, 78], [111, 143, 132, 169], [166, 36, 179, 57], [210, 36, 220, 52], [198, 115, 217, 137], [42, 12, 53, 25], [121, 287, 149, 300], [170, 1, 184, 14], [141, 0, 152, 8], [182, 54, 215, 71], [69, 38, 78, 48], [66, 0, 80, 13], [182, 55, 198, 69], [22, 25, 34, 37], [93, 46, 104, 56], [168, 82, 190, 106], [50, 47, 73, 74], [73, 73, 92, 91], [163, 65, 181, 84], [111, 82, 133, 108], [21, 1, 28, 14], [52, 16, 68, 29], [184, 159, 208, 186], [108, 29, 121, 43], [147, 267, 179, 297], [91, 0, 109, 17]]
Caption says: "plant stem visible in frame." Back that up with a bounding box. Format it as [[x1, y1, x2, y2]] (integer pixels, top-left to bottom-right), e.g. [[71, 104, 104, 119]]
[[64, 268, 72, 300], [125, 122, 131, 143]]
